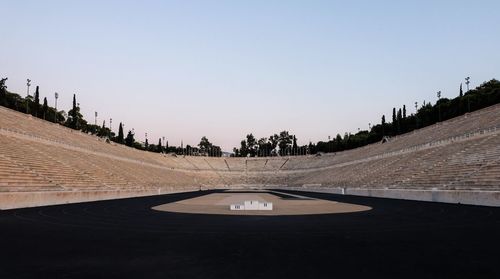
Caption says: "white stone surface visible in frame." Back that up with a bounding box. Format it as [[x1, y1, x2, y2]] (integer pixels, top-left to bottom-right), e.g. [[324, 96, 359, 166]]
[[229, 200, 273, 211], [244, 200, 260, 210], [230, 204, 244, 210], [258, 202, 273, 210]]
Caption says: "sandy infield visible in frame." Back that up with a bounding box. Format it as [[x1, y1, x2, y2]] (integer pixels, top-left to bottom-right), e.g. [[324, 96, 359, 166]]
[[152, 191, 371, 216]]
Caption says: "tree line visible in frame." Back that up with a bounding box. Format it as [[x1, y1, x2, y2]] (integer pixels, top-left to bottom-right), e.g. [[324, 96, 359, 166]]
[[233, 131, 306, 157], [2, 77, 499, 157], [231, 79, 500, 156], [0, 78, 222, 156]]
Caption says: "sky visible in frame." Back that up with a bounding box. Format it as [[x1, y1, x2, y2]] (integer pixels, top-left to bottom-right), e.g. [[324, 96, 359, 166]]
[[1, 0, 499, 151]]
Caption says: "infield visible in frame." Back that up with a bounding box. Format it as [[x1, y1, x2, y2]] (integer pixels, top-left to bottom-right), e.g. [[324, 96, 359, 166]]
[[152, 190, 371, 215]]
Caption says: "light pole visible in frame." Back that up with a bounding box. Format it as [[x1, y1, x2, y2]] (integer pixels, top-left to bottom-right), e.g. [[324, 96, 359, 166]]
[[54, 92, 59, 122], [26, 79, 31, 114], [415, 101, 418, 128], [465, 77, 471, 112], [437, 91, 441, 122]]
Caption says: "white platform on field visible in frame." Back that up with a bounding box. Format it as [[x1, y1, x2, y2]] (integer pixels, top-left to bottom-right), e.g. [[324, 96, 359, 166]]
[[230, 200, 273, 211]]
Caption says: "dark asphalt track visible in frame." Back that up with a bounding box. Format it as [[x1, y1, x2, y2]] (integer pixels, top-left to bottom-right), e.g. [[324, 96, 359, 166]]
[[1, 190, 500, 279]]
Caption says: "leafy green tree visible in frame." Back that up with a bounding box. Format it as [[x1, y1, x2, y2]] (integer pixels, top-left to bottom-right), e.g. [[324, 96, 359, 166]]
[[0, 78, 7, 106], [0, 78, 6, 90], [278, 131, 292, 155], [210, 145, 222, 157], [246, 133, 257, 156], [66, 94, 85, 130], [258, 138, 267, 156], [269, 134, 279, 153], [233, 147, 240, 157], [97, 121, 109, 137], [125, 130, 135, 147], [239, 140, 248, 157], [198, 136, 213, 155], [308, 141, 316, 154]]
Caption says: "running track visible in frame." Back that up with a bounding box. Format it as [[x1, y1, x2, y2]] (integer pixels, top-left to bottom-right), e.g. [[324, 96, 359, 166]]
[[1, 190, 499, 278]]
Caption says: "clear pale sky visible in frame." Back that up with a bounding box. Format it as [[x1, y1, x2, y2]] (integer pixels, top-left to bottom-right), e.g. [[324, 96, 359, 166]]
[[2, 0, 499, 151]]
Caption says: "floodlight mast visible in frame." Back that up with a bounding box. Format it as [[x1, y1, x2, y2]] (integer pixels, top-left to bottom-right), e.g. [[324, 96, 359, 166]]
[[465, 77, 471, 112], [26, 79, 31, 114], [437, 91, 442, 122], [54, 92, 59, 122], [415, 101, 418, 128]]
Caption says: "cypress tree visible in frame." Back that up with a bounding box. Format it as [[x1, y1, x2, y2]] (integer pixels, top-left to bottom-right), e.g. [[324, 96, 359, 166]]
[[71, 94, 77, 129], [145, 138, 149, 150], [402, 105, 407, 133], [459, 83, 463, 97], [42, 97, 48, 120], [392, 108, 396, 135], [381, 115, 386, 136], [397, 108, 402, 134], [117, 122, 124, 143], [157, 138, 162, 153], [34, 86, 40, 117]]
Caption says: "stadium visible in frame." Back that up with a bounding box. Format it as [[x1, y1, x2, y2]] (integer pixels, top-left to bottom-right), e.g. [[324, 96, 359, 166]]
[[2, 2, 500, 278], [1, 90, 500, 278]]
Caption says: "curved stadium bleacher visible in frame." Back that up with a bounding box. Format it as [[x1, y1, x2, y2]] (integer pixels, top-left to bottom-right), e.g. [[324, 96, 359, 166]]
[[1, 104, 499, 209]]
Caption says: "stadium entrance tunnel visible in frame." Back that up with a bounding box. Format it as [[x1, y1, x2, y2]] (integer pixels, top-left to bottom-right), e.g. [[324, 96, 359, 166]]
[[152, 190, 372, 216]]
